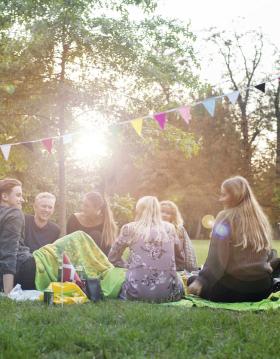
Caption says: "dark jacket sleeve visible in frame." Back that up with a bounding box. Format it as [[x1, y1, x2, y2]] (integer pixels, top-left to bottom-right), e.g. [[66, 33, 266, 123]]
[[197, 220, 231, 288], [0, 208, 24, 275]]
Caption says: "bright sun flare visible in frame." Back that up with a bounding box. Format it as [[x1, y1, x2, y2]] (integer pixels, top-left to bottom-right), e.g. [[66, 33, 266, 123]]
[[71, 110, 111, 165], [72, 129, 109, 164]]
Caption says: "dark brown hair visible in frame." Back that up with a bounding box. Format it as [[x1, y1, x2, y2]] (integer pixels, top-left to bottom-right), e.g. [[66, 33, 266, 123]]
[[85, 192, 118, 247], [0, 178, 22, 201]]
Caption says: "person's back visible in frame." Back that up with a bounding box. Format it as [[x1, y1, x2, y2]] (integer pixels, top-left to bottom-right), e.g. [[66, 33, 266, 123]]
[[188, 176, 273, 302], [228, 233, 270, 282], [124, 221, 180, 302], [200, 218, 271, 286], [109, 196, 183, 303]]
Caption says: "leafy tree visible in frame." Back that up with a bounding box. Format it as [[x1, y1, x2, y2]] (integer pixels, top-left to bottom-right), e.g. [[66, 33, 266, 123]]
[[207, 29, 272, 179], [0, 1, 200, 233]]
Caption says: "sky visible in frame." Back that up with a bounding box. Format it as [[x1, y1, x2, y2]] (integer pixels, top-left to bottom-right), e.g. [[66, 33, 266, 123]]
[[156, 0, 279, 43], [152, 0, 280, 87]]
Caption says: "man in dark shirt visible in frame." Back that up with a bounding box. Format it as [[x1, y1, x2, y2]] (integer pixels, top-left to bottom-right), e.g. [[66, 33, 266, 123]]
[[24, 192, 60, 252]]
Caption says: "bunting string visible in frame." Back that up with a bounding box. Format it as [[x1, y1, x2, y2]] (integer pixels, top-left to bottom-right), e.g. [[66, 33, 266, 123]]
[[1, 73, 279, 160]]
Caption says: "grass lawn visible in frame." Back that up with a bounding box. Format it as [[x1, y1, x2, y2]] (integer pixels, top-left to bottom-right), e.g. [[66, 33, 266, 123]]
[[192, 239, 280, 266], [1, 240, 280, 359]]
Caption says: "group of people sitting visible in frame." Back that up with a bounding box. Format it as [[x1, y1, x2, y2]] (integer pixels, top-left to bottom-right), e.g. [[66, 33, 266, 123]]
[[0, 175, 279, 303]]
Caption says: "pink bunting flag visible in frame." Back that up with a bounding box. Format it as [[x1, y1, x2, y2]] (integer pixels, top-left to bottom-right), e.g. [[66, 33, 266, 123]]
[[153, 112, 167, 130], [42, 138, 53, 154], [178, 106, 191, 125]]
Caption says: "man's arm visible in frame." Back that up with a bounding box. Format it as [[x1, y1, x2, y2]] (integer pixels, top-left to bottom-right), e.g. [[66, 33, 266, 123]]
[[0, 208, 24, 294], [3, 274, 14, 295]]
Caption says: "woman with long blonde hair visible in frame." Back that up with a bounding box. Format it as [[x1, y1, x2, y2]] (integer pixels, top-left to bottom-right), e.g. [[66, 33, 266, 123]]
[[188, 176, 273, 302], [160, 200, 197, 272], [108, 196, 184, 302]]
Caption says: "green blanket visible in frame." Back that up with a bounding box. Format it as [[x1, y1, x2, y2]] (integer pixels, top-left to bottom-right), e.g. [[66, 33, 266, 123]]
[[33, 231, 113, 290], [162, 291, 280, 311], [96, 267, 280, 311], [33, 231, 126, 297]]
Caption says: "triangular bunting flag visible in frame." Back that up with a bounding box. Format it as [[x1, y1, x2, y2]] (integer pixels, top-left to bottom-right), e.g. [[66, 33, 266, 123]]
[[226, 91, 240, 105], [178, 106, 191, 125], [202, 97, 216, 117], [62, 134, 72, 144], [22, 142, 34, 152], [255, 83, 266, 93], [131, 118, 143, 137], [0, 144, 11, 161], [153, 112, 167, 130], [62, 253, 84, 289], [42, 138, 53, 154]]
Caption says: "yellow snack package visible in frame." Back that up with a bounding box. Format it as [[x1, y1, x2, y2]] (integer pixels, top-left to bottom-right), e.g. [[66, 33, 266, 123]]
[[41, 282, 89, 305]]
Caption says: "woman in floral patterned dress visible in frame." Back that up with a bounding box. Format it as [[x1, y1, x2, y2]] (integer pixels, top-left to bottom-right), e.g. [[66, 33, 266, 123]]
[[108, 196, 184, 302]]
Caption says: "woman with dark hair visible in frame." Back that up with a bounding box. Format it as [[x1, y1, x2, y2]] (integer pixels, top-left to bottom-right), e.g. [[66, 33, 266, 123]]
[[67, 192, 118, 255]]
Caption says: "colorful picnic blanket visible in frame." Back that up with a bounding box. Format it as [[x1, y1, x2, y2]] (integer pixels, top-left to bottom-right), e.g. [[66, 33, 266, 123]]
[[33, 231, 113, 291]]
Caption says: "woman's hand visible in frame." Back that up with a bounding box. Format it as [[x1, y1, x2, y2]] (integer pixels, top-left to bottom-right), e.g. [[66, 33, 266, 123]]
[[187, 280, 202, 296]]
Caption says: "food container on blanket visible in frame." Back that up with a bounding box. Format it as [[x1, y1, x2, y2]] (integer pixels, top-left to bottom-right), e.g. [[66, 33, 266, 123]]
[[44, 290, 54, 305]]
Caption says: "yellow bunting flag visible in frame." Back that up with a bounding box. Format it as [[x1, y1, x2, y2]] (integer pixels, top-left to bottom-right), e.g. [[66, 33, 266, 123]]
[[131, 118, 143, 137]]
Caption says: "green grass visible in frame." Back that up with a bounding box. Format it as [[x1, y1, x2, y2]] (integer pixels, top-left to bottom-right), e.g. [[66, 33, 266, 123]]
[[1, 240, 280, 359], [1, 297, 280, 358], [193, 239, 280, 267]]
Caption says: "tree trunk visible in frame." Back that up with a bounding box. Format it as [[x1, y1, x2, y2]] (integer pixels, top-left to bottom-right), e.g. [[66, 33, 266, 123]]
[[275, 82, 280, 177], [57, 41, 68, 235], [194, 218, 202, 239], [58, 110, 66, 234], [238, 98, 252, 179]]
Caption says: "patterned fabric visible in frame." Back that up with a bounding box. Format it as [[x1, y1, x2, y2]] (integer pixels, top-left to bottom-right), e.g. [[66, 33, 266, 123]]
[[33, 230, 113, 290], [108, 221, 183, 302], [176, 226, 198, 272]]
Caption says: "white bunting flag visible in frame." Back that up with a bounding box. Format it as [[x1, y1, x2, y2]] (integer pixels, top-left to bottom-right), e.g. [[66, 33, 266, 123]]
[[226, 90, 240, 105], [0, 144, 11, 161], [63, 134, 72, 144]]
